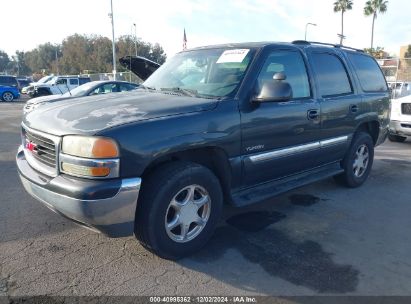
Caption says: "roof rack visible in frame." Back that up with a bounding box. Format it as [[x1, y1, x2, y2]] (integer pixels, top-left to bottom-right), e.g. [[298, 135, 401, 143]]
[[291, 40, 364, 53]]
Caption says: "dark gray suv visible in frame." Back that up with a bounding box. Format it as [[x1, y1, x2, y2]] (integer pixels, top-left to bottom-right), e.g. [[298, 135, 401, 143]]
[[17, 41, 390, 259]]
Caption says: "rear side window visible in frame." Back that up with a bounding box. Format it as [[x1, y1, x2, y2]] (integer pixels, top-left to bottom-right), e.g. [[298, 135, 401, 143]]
[[348, 53, 387, 92], [0, 76, 17, 86], [311, 53, 352, 97], [69, 79, 79, 85], [79, 78, 91, 85]]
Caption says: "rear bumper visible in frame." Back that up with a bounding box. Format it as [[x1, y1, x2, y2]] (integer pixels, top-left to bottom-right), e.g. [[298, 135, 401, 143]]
[[17, 146, 141, 237], [389, 120, 411, 137]]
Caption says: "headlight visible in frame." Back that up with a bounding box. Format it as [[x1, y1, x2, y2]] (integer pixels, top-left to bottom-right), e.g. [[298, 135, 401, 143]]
[[60, 136, 120, 178], [62, 136, 119, 158]]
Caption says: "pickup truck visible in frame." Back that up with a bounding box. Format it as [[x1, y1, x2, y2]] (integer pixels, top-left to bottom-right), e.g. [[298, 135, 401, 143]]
[[17, 41, 390, 259]]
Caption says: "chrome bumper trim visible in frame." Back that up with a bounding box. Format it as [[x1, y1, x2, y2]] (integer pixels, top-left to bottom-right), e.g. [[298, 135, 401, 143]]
[[19, 174, 141, 230]]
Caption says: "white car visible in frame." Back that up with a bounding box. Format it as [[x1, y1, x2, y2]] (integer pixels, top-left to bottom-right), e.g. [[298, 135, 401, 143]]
[[21, 75, 54, 94], [387, 81, 411, 99], [30, 76, 91, 97], [389, 95, 411, 142]]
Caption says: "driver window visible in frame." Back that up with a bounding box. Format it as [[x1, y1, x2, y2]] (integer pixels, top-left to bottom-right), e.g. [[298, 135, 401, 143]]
[[257, 50, 311, 99]]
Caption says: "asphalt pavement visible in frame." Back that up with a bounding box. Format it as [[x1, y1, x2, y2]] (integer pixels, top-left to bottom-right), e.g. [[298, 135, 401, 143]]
[[1, 100, 411, 298]]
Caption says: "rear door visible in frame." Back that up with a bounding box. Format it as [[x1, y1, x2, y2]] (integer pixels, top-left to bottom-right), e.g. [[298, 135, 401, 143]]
[[307, 49, 361, 163]]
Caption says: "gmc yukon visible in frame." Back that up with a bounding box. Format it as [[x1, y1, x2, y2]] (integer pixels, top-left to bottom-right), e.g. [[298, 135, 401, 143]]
[[17, 41, 390, 259]]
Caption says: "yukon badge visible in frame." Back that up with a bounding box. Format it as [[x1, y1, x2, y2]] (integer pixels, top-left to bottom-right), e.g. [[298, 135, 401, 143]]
[[246, 145, 265, 152]]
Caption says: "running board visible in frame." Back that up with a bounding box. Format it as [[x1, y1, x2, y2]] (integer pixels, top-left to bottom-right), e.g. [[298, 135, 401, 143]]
[[231, 162, 343, 207]]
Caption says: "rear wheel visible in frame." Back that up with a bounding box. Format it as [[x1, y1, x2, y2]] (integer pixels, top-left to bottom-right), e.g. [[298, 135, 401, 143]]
[[334, 132, 374, 188], [1, 92, 14, 102], [388, 134, 407, 143], [135, 161, 223, 260]]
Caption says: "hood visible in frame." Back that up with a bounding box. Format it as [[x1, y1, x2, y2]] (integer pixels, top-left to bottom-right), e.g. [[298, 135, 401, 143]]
[[119, 56, 161, 80], [26, 94, 66, 105], [23, 90, 218, 136]]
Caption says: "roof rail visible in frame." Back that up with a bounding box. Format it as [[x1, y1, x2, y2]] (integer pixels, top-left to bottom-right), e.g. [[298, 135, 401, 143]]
[[291, 40, 364, 53]]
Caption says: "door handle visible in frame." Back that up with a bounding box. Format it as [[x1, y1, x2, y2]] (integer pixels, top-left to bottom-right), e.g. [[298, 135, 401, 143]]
[[350, 104, 359, 113], [307, 109, 320, 120]]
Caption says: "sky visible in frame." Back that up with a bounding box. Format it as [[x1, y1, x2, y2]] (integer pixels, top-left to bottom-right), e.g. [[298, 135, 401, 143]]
[[1, 0, 410, 59]]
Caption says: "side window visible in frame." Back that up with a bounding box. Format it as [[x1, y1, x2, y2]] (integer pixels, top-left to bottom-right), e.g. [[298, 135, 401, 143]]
[[257, 50, 310, 99], [69, 79, 79, 86], [348, 53, 387, 92], [119, 83, 137, 91], [56, 78, 67, 85], [311, 53, 352, 97], [92, 84, 116, 95], [79, 78, 90, 85]]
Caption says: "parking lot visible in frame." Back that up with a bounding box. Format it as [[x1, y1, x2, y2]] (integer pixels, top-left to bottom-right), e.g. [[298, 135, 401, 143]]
[[1, 100, 411, 297]]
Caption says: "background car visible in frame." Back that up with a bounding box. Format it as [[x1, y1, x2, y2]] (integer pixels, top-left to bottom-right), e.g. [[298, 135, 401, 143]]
[[22, 75, 54, 95], [17, 78, 31, 92], [30, 76, 92, 97], [0, 86, 20, 102], [0, 75, 20, 102], [24, 80, 138, 113]]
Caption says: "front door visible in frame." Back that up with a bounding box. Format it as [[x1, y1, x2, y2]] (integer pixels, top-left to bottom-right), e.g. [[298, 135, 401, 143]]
[[240, 47, 322, 188]]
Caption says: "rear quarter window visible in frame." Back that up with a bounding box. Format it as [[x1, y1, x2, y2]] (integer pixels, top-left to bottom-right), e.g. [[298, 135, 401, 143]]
[[348, 53, 388, 92]]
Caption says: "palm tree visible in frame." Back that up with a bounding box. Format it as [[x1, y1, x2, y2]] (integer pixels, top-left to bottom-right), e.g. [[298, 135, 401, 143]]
[[333, 0, 353, 45], [364, 0, 388, 49]]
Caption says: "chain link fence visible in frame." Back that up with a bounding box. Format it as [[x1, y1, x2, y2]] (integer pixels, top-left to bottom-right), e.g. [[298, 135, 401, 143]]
[[378, 58, 411, 99]]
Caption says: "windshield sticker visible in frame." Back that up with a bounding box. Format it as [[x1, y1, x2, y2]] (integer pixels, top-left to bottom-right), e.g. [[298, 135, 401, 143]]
[[216, 49, 250, 64]]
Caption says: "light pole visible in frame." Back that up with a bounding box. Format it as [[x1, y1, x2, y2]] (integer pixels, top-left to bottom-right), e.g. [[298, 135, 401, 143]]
[[305, 23, 317, 41], [133, 23, 138, 57], [109, 0, 117, 80]]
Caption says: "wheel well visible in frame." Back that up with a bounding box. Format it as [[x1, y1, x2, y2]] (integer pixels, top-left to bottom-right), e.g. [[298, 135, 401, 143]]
[[356, 121, 379, 145], [141, 147, 232, 203]]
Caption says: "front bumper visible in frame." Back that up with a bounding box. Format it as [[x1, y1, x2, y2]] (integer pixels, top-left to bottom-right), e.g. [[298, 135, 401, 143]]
[[389, 120, 411, 137], [16, 146, 141, 237]]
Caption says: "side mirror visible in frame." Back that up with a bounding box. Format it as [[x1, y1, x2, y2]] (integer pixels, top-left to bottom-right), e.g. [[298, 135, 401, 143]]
[[253, 72, 292, 102]]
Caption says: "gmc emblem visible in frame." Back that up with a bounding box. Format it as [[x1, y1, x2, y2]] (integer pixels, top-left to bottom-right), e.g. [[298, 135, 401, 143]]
[[26, 141, 37, 152]]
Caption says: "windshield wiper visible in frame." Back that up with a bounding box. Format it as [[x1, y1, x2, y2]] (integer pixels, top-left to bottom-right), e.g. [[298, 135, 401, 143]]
[[139, 84, 157, 91], [160, 87, 198, 97]]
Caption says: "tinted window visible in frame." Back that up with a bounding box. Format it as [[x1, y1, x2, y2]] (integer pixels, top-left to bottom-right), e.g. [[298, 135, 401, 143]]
[[311, 53, 352, 97], [119, 83, 137, 91], [257, 50, 310, 98], [0, 76, 17, 86], [79, 78, 90, 85], [348, 53, 387, 92], [69, 79, 79, 85], [91, 83, 117, 95]]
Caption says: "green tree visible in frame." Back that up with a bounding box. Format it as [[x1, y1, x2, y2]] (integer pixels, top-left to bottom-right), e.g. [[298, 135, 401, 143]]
[[333, 0, 353, 45], [24, 43, 61, 74], [364, 0, 388, 49], [364, 46, 385, 58], [0, 50, 10, 73]]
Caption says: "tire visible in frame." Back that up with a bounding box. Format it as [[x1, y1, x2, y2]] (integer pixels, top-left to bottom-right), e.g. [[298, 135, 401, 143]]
[[388, 134, 407, 143], [1, 92, 14, 102], [135, 161, 223, 260], [334, 132, 374, 188]]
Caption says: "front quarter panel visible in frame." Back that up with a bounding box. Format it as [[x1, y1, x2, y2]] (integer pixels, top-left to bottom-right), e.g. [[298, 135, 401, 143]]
[[97, 100, 241, 178]]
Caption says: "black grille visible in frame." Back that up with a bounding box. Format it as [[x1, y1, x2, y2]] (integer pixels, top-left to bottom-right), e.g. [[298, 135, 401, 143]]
[[24, 129, 57, 168], [402, 103, 411, 115]]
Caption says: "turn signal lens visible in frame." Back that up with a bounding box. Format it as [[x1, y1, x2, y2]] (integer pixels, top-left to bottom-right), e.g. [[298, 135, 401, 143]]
[[61, 163, 111, 177], [62, 136, 119, 159]]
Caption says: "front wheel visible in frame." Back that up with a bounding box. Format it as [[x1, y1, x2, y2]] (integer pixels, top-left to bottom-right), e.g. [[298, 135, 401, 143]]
[[135, 161, 223, 260], [334, 132, 374, 188], [388, 134, 407, 143], [1, 92, 14, 102]]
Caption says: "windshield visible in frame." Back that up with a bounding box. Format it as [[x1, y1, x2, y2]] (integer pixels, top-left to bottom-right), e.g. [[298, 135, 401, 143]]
[[62, 82, 97, 97], [37, 75, 54, 84], [143, 48, 255, 98]]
